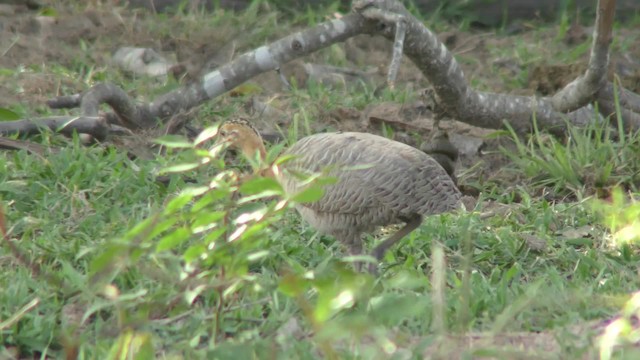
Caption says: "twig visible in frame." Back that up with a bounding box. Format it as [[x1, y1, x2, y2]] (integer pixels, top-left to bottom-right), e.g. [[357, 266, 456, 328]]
[[354, 1, 406, 89], [276, 67, 293, 90]]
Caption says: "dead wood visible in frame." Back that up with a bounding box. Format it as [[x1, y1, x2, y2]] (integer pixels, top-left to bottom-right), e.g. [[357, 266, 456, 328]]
[[1, 83, 155, 140], [550, 0, 616, 112], [1, 0, 638, 143], [0, 115, 108, 140]]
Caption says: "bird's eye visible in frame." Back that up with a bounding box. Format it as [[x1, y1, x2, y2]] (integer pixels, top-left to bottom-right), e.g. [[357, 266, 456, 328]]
[[220, 130, 227, 137]]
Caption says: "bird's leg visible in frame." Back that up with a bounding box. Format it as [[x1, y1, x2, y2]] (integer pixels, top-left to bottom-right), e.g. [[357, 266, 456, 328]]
[[336, 230, 364, 271], [368, 215, 423, 274]]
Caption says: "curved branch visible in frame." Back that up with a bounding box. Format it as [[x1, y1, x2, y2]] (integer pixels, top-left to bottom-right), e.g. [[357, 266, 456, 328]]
[[0, 116, 108, 140], [0, 83, 160, 139], [148, 14, 370, 118], [6, 0, 639, 141], [79, 83, 156, 130], [354, 0, 598, 135], [596, 81, 640, 130], [353, 0, 637, 135], [551, 0, 616, 112]]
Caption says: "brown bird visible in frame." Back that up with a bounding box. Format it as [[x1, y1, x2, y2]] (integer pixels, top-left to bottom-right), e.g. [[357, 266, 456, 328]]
[[218, 119, 463, 273]]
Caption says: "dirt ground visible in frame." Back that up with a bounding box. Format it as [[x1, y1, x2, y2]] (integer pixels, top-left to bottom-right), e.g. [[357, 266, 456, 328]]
[[0, 4, 639, 176]]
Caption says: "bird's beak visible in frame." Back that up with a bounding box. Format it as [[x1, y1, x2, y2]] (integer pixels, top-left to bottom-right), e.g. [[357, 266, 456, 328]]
[[213, 132, 232, 148]]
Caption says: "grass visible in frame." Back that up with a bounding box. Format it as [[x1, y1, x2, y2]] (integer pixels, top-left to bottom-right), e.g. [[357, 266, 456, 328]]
[[502, 109, 640, 199], [1, 1, 640, 359]]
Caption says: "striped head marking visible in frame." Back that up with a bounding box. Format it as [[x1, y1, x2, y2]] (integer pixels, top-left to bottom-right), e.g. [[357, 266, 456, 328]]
[[219, 118, 265, 159]]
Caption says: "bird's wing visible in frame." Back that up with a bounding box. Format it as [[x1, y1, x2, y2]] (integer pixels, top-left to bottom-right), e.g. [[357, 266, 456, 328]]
[[282, 132, 461, 217], [355, 143, 462, 216], [281, 133, 383, 215]]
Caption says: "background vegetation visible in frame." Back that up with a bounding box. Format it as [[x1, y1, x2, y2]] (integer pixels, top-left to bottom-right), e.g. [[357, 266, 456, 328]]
[[0, 0, 639, 358]]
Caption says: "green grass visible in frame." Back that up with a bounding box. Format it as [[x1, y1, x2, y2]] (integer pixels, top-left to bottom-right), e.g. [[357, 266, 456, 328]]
[[502, 111, 640, 199], [1, 1, 640, 359], [2, 127, 639, 358]]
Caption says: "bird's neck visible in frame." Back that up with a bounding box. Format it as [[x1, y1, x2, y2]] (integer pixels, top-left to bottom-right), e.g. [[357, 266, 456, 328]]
[[241, 133, 276, 178], [240, 136, 266, 162]]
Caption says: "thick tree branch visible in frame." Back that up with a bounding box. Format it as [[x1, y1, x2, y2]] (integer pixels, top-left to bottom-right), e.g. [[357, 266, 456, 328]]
[[3, 0, 639, 141], [551, 0, 616, 112], [78, 83, 157, 130], [149, 14, 369, 117], [354, 0, 640, 134], [0, 83, 155, 139], [596, 81, 640, 130], [0, 116, 108, 139], [597, 81, 640, 114], [354, 0, 599, 135], [1, 15, 369, 139], [355, 3, 406, 89]]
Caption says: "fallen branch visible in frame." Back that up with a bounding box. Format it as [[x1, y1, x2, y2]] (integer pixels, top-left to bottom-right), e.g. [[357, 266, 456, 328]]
[[0, 116, 108, 139], [351, 0, 636, 135], [1, 83, 155, 139], [551, 0, 616, 112], [1, 0, 638, 141]]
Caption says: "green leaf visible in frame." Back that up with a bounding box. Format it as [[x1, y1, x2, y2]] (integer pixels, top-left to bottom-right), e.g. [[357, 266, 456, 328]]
[[88, 244, 128, 280], [192, 211, 226, 233], [0, 107, 20, 121], [147, 217, 178, 240], [194, 126, 219, 146], [156, 227, 191, 252], [274, 154, 299, 165], [154, 135, 193, 149], [164, 191, 195, 214], [0, 68, 16, 76], [0, 298, 39, 330], [38, 7, 58, 17], [191, 189, 231, 212], [184, 244, 207, 263], [239, 177, 283, 195], [184, 285, 207, 305], [237, 191, 282, 204], [291, 185, 324, 203], [240, 221, 270, 241], [123, 216, 157, 241], [107, 330, 154, 360], [278, 273, 308, 297], [160, 163, 201, 174], [247, 250, 269, 261], [203, 227, 227, 245]]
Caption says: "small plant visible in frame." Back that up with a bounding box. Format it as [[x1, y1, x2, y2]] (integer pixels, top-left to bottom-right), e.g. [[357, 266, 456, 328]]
[[502, 112, 640, 198], [599, 291, 640, 360]]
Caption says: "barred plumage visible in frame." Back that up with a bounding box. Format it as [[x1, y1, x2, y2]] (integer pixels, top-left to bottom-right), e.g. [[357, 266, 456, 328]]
[[219, 121, 463, 273]]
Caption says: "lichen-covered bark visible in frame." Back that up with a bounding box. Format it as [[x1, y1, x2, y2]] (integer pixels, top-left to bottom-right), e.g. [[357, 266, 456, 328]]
[[2, 0, 638, 140], [551, 0, 616, 112], [354, 0, 603, 135], [0, 116, 108, 140], [149, 14, 370, 118]]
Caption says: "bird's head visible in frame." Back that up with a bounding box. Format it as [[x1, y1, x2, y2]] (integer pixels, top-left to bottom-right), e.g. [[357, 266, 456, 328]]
[[218, 118, 266, 161]]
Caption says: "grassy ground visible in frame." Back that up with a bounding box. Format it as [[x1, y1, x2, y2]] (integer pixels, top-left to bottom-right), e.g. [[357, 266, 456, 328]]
[[1, 1, 640, 359]]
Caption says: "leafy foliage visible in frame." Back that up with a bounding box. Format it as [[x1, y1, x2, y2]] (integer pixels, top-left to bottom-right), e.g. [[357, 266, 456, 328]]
[[503, 112, 640, 198]]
